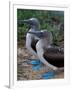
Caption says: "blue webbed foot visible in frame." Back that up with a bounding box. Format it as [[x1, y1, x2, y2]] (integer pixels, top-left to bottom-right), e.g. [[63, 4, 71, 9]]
[[42, 71, 56, 79]]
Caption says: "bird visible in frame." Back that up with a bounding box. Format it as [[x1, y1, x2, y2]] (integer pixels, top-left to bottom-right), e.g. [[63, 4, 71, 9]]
[[18, 18, 40, 57], [28, 30, 64, 71]]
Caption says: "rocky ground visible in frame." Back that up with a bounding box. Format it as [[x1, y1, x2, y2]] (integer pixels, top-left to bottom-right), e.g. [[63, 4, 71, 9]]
[[17, 43, 64, 80]]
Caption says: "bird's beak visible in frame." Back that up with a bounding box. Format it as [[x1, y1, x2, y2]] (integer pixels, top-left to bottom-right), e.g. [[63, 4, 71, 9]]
[[28, 31, 44, 38], [23, 20, 29, 23], [18, 19, 29, 24]]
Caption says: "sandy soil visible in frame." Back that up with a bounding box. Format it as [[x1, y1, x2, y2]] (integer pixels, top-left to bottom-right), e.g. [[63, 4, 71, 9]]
[[17, 45, 64, 80]]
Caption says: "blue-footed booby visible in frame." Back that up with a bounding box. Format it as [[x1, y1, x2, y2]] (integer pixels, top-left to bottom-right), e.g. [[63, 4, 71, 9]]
[[28, 30, 64, 70], [19, 18, 40, 57]]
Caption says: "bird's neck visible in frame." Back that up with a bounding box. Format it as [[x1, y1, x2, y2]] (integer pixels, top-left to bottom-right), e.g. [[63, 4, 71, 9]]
[[39, 38, 52, 48], [36, 38, 52, 55], [30, 25, 40, 30]]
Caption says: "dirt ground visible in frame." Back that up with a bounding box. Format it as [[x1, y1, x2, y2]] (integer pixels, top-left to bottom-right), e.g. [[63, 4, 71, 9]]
[[17, 44, 64, 80]]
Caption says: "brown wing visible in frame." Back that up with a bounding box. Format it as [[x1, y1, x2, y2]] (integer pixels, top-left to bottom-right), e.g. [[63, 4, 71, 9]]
[[43, 47, 64, 67], [31, 39, 38, 52]]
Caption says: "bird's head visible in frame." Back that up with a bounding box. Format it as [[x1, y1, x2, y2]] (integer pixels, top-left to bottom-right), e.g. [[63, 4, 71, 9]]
[[28, 30, 52, 39], [18, 18, 40, 29], [28, 30, 53, 44]]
